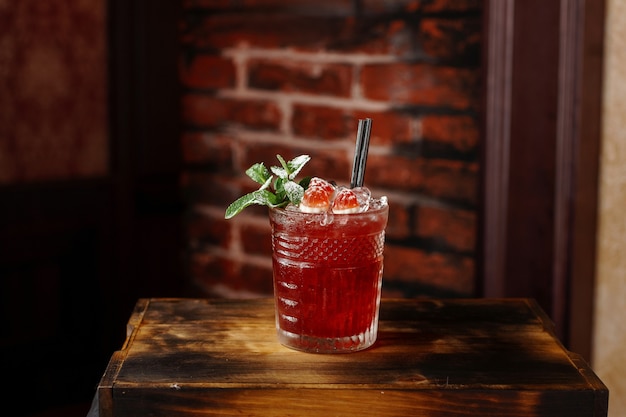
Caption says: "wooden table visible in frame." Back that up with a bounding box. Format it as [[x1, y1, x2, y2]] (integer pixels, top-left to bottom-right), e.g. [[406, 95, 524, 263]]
[[96, 298, 608, 416]]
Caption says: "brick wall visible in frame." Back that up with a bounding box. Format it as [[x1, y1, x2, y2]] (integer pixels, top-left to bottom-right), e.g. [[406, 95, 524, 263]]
[[180, 0, 482, 299]]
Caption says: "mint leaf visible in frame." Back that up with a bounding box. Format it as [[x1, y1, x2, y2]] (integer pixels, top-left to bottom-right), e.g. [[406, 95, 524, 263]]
[[258, 176, 273, 191], [246, 163, 271, 185], [272, 154, 310, 180], [286, 154, 310, 180], [270, 164, 288, 179], [284, 180, 304, 206], [276, 154, 289, 174], [224, 189, 279, 219], [274, 177, 286, 202], [299, 176, 312, 189], [225, 154, 311, 219]]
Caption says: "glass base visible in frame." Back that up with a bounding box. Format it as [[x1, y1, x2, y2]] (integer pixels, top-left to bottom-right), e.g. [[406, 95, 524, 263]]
[[276, 325, 378, 353]]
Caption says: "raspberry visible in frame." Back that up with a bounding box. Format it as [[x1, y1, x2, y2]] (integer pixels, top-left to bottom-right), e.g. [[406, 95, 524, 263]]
[[300, 186, 331, 213], [308, 177, 335, 197], [332, 188, 360, 214]]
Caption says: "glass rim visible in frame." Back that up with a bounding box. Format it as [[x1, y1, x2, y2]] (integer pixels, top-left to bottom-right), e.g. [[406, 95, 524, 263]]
[[269, 202, 388, 218]]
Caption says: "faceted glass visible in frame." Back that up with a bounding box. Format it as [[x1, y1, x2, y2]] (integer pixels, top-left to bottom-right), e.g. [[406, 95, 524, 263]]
[[269, 202, 388, 353]]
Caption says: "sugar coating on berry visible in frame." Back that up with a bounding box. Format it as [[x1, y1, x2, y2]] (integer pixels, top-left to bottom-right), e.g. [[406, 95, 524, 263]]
[[299, 186, 331, 213], [332, 188, 360, 214], [308, 177, 335, 197]]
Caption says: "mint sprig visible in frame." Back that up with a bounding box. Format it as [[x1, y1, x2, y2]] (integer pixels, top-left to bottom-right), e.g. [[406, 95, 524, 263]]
[[225, 154, 311, 219]]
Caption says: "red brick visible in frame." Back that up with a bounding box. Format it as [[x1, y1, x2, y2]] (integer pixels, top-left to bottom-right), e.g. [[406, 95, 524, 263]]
[[328, 18, 415, 56], [365, 155, 478, 205], [190, 255, 274, 297], [305, 150, 352, 184], [240, 145, 307, 175], [359, 110, 419, 145], [241, 222, 272, 256], [181, 2, 482, 55], [385, 200, 412, 240], [291, 105, 350, 140], [361, 63, 480, 110], [184, 0, 353, 13], [182, 94, 282, 130], [189, 255, 235, 291], [181, 132, 234, 167], [241, 143, 351, 185], [360, 0, 481, 13], [420, 160, 478, 204], [383, 244, 475, 295], [182, 172, 243, 208], [360, 0, 422, 14], [421, 114, 479, 153], [182, 0, 232, 8], [291, 105, 419, 145], [335, 15, 477, 58], [332, 15, 478, 59], [419, 17, 481, 63], [184, 1, 480, 14], [240, 264, 274, 295], [248, 60, 352, 97], [186, 212, 232, 249], [415, 205, 476, 252], [230, 100, 283, 130], [382, 19, 415, 56], [181, 94, 223, 128], [420, 0, 482, 13], [184, 14, 349, 50], [180, 54, 236, 90]]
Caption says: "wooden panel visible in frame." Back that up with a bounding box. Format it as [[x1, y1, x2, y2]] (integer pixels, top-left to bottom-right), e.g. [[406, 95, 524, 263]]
[[97, 298, 607, 417], [480, 0, 606, 361]]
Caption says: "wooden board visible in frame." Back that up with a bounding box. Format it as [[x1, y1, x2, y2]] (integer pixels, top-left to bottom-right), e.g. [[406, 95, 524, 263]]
[[97, 298, 608, 416]]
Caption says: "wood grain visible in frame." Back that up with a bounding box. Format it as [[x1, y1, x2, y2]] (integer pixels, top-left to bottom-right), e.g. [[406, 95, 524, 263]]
[[97, 298, 607, 416]]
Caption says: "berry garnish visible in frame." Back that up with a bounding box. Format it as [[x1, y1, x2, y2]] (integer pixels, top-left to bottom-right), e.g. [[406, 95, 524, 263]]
[[308, 177, 335, 198], [332, 188, 360, 214], [224, 154, 370, 218], [299, 186, 331, 213]]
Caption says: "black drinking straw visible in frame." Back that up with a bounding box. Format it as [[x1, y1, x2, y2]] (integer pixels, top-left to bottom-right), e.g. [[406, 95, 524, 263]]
[[350, 118, 372, 188]]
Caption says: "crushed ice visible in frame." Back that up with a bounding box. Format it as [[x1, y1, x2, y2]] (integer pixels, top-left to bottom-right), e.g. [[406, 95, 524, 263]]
[[285, 186, 387, 226]]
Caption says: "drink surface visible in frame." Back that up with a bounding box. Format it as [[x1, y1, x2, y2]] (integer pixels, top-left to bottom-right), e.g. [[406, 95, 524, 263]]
[[269, 203, 388, 352]]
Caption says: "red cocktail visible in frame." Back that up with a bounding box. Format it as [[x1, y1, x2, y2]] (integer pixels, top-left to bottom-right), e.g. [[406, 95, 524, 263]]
[[224, 151, 386, 353], [269, 199, 388, 353]]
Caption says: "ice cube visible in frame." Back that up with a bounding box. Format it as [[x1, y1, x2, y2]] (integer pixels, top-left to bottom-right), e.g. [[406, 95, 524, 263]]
[[319, 210, 334, 226], [351, 186, 372, 212]]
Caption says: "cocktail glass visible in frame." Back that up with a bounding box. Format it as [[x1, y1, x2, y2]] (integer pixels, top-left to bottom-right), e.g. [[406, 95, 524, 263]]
[[269, 198, 388, 353]]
